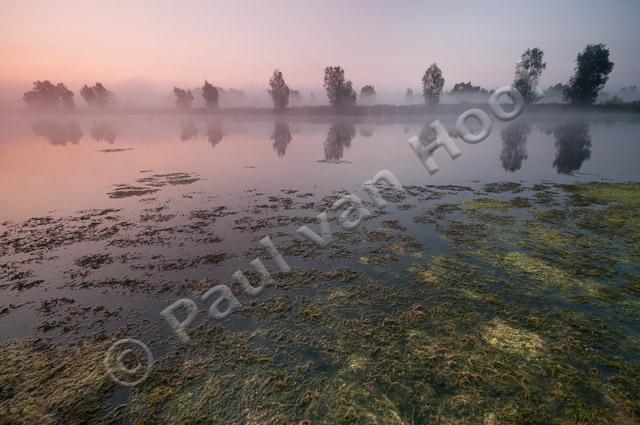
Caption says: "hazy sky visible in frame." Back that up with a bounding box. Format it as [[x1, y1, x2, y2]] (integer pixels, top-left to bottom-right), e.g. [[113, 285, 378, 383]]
[[1, 0, 638, 103]]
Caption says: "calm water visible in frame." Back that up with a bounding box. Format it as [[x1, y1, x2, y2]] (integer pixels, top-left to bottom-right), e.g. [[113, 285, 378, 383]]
[[1, 112, 639, 343], [1, 113, 639, 221]]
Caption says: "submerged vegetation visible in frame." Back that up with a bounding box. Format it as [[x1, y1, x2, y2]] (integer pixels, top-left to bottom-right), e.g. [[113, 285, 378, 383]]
[[0, 181, 638, 423]]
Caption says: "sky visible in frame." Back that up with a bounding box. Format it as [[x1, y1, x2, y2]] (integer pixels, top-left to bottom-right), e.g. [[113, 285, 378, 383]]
[[1, 0, 639, 106]]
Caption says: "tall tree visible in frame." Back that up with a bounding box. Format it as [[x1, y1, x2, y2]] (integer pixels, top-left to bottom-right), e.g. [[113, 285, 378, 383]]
[[422, 63, 444, 105], [563, 44, 614, 105], [202, 81, 219, 109], [268, 69, 290, 111], [359, 85, 376, 105], [513, 48, 546, 103], [323, 66, 357, 108], [173, 87, 194, 110]]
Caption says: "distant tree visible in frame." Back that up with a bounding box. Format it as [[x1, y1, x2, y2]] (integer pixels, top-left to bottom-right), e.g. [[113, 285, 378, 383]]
[[405, 88, 415, 104], [422, 63, 444, 105], [80, 82, 113, 108], [173, 87, 194, 110], [268, 69, 290, 110], [290, 89, 303, 107], [224, 88, 247, 107], [323, 66, 357, 108], [449, 81, 489, 96], [544, 83, 570, 102], [271, 122, 292, 157], [513, 48, 546, 104], [563, 44, 614, 105], [23, 81, 75, 111], [359, 85, 376, 105], [202, 81, 219, 109]]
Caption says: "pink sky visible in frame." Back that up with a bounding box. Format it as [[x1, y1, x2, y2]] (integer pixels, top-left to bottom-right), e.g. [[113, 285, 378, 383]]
[[1, 0, 638, 106]]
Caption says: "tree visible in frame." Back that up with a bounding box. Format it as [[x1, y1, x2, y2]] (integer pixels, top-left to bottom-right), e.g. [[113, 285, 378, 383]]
[[513, 48, 546, 104], [268, 69, 290, 110], [290, 89, 302, 107], [23, 81, 75, 111], [449, 81, 489, 96], [405, 88, 415, 104], [173, 87, 194, 110], [323, 66, 357, 108], [80, 82, 113, 108], [202, 81, 219, 109], [359, 85, 376, 105], [563, 44, 614, 105], [422, 63, 444, 105], [544, 83, 570, 103]]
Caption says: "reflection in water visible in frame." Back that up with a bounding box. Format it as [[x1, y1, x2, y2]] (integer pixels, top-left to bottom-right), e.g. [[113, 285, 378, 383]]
[[90, 121, 119, 144], [419, 123, 436, 145], [271, 122, 292, 157], [359, 124, 374, 138], [324, 122, 355, 161], [31, 121, 83, 146], [500, 121, 530, 172], [179, 120, 198, 141], [206, 122, 224, 148], [553, 121, 592, 175]]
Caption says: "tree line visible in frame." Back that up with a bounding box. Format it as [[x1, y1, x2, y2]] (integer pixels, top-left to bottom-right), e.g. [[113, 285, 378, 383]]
[[23, 43, 617, 111]]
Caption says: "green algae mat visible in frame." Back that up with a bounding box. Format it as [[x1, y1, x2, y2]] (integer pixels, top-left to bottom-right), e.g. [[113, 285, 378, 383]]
[[1, 182, 639, 424]]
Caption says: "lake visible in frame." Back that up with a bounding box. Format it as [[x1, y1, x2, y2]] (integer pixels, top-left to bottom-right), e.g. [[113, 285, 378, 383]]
[[0, 112, 639, 423]]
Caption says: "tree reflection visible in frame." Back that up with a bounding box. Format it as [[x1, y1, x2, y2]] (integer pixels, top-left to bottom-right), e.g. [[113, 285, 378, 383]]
[[31, 121, 82, 145], [324, 122, 355, 161], [90, 121, 118, 144], [206, 122, 223, 148], [179, 120, 198, 141], [358, 124, 374, 138], [500, 121, 530, 172], [271, 121, 292, 157], [553, 121, 592, 175]]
